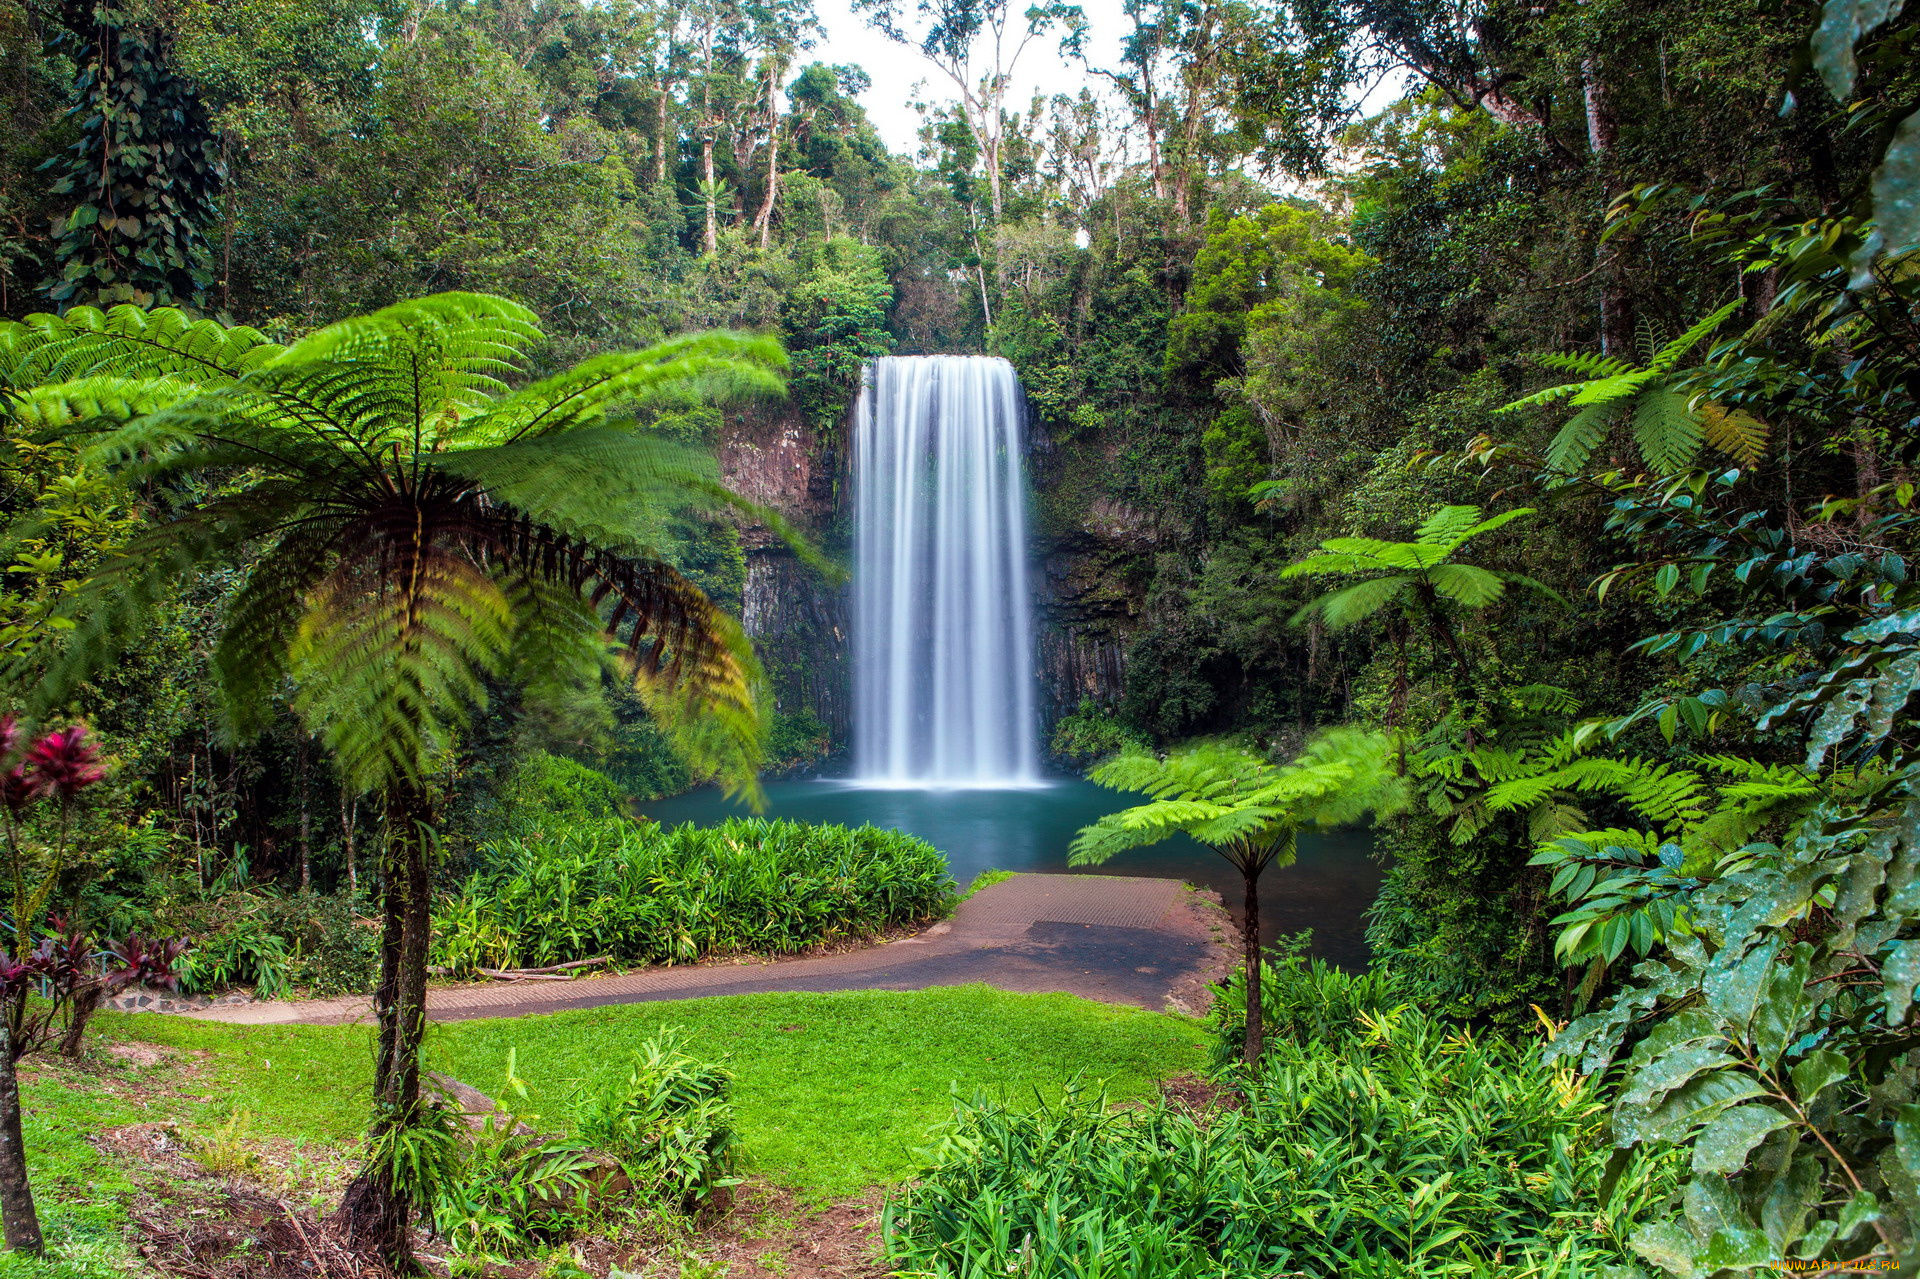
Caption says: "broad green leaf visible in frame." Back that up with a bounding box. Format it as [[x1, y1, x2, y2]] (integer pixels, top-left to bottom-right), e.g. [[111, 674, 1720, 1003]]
[[1616, 1070, 1767, 1146], [1702, 937, 1782, 1035], [1751, 945, 1812, 1067], [1789, 1049, 1850, 1107], [1630, 1220, 1705, 1278], [1690, 1103, 1793, 1174], [1883, 939, 1920, 1023]]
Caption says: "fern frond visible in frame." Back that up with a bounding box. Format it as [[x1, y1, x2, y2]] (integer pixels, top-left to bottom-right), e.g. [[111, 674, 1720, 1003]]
[[3, 375, 194, 429], [1413, 505, 1488, 548], [212, 527, 343, 737], [1534, 351, 1635, 378], [293, 549, 515, 793], [1648, 300, 1742, 372], [1289, 576, 1409, 629], [468, 331, 788, 445], [1697, 402, 1769, 467], [1544, 400, 1622, 471], [1630, 386, 1704, 473], [1426, 563, 1507, 608]]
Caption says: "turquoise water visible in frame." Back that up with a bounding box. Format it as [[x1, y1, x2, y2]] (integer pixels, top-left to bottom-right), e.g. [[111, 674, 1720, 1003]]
[[638, 777, 1384, 970]]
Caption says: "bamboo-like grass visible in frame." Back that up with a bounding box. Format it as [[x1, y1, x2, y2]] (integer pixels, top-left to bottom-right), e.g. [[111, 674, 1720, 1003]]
[[431, 818, 955, 974]]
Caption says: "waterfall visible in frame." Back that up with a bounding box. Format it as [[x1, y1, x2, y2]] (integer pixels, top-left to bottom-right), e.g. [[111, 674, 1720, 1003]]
[[851, 355, 1042, 787]]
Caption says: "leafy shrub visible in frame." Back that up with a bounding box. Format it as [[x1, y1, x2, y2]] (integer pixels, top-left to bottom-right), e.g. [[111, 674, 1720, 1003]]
[[475, 750, 628, 840], [1205, 932, 1403, 1067], [766, 709, 832, 774], [419, 1033, 736, 1258], [176, 909, 293, 999], [172, 890, 376, 998], [1048, 698, 1150, 766], [432, 1115, 599, 1256], [886, 977, 1674, 1277], [431, 818, 954, 973], [575, 1028, 739, 1209]]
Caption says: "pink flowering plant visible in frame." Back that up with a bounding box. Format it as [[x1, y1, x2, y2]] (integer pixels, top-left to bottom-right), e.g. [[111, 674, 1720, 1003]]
[[0, 715, 183, 1057]]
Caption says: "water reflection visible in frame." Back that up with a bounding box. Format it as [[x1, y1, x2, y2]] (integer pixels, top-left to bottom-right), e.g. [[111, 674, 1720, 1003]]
[[638, 777, 1385, 970]]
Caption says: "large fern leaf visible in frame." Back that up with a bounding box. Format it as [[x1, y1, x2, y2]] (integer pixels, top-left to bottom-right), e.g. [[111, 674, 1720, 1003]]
[[1631, 386, 1705, 473]]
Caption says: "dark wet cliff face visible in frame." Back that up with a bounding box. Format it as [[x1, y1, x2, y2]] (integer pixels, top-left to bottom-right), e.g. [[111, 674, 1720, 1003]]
[[718, 403, 851, 741], [715, 392, 1148, 758]]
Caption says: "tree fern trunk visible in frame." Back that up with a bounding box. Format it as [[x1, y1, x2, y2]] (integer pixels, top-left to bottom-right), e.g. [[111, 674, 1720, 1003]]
[[335, 782, 434, 1270], [1240, 857, 1263, 1068], [0, 1018, 42, 1253]]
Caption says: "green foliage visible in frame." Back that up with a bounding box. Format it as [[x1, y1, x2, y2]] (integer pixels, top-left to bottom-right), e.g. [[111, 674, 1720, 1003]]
[[573, 1028, 739, 1208], [1204, 932, 1403, 1067], [171, 890, 378, 997], [1047, 697, 1149, 767], [2, 295, 802, 800], [1073, 728, 1406, 872], [430, 818, 954, 972], [476, 750, 628, 840], [885, 978, 1671, 1277], [40, 9, 225, 310], [1498, 303, 1750, 474], [1282, 505, 1559, 631]]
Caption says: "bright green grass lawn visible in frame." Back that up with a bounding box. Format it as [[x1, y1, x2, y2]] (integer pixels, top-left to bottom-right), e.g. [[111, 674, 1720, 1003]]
[[111, 984, 1207, 1197]]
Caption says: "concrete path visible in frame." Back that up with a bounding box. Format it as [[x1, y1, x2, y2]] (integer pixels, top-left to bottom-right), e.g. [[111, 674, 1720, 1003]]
[[183, 873, 1230, 1027]]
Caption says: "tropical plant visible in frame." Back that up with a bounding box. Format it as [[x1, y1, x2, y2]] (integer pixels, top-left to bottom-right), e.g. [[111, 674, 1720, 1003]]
[[885, 974, 1674, 1277], [1496, 302, 1756, 474], [574, 1028, 739, 1209], [432, 817, 954, 973], [1071, 728, 1404, 1065], [1204, 930, 1402, 1067], [0, 293, 806, 1265], [0, 713, 110, 1252], [1280, 505, 1561, 704]]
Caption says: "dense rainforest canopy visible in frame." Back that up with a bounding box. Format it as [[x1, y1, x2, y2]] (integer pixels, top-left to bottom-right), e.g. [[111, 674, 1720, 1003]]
[[2, 0, 1920, 1270]]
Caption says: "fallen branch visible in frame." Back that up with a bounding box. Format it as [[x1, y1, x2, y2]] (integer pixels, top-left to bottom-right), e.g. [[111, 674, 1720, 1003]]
[[506, 954, 613, 974], [429, 954, 615, 981]]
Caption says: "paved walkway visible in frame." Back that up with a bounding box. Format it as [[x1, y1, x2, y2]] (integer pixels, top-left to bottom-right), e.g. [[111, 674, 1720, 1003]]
[[183, 873, 1229, 1027]]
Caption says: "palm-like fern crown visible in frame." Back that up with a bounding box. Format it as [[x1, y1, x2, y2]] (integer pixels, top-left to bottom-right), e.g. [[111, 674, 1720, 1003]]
[[1497, 301, 1769, 474], [1070, 729, 1406, 867], [1, 293, 803, 799], [1280, 505, 1561, 629]]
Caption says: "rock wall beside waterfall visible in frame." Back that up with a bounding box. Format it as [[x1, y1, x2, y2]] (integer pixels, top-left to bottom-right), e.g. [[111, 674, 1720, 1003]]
[[717, 404, 850, 744]]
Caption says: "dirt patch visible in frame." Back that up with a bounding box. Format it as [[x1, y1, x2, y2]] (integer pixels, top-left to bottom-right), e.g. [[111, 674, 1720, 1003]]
[[1159, 1072, 1241, 1122], [98, 1039, 182, 1069], [1161, 886, 1234, 1018], [681, 1183, 889, 1278]]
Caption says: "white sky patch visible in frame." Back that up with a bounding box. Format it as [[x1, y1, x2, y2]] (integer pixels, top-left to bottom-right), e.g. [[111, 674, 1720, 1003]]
[[802, 0, 1417, 164]]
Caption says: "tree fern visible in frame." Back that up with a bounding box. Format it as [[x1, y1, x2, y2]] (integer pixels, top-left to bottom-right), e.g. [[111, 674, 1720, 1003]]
[[0, 291, 815, 1265], [1501, 300, 1747, 474], [1073, 730, 1405, 1066]]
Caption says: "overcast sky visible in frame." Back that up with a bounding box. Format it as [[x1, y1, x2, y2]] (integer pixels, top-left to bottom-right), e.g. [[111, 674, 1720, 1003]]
[[803, 0, 1147, 156]]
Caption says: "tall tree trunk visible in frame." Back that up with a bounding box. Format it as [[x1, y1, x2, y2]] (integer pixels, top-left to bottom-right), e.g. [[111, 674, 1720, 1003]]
[[1583, 60, 1633, 357], [0, 1019, 41, 1253], [656, 79, 671, 185], [1240, 857, 1263, 1068], [702, 130, 719, 255], [342, 793, 357, 895], [333, 783, 434, 1269], [755, 70, 780, 250], [297, 734, 312, 892]]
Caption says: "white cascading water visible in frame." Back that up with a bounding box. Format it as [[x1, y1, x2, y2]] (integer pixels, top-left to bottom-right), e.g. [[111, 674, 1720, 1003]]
[[851, 355, 1041, 787]]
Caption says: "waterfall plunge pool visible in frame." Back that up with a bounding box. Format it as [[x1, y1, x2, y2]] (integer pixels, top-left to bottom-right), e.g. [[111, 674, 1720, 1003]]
[[637, 777, 1384, 970]]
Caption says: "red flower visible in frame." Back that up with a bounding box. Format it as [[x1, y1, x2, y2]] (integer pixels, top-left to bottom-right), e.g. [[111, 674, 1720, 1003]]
[[23, 725, 106, 800], [0, 715, 18, 761], [0, 767, 41, 816]]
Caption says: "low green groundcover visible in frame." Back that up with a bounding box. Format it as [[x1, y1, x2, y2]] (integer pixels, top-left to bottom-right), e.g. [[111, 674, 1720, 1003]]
[[432, 817, 956, 973]]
